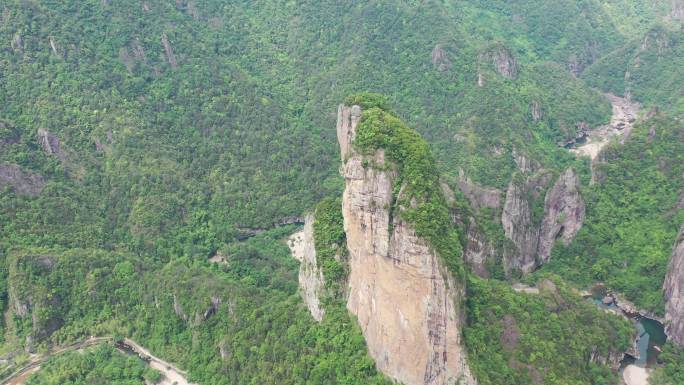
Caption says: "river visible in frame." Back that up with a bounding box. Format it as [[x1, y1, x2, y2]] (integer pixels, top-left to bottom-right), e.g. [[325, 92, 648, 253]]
[[567, 93, 640, 160], [586, 286, 667, 385]]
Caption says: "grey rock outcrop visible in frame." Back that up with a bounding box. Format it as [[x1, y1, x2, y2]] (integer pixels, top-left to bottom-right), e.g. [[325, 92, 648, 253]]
[[664, 225, 684, 346], [0, 163, 45, 196], [7, 255, 63, 347], [11, 34, 23, 54], [537, 168, 586, 264], [338, 104, 476, 385], [161, 33, 178, 68], [442, 180, 496, 278], [288, 215, 325, 322], [672, 0, 684, 20], [457, 171, 502, 211], [480, 45, 518, 79], [464, 218, 495, 278], [502, 171, 554, 273], [589, 346, 625, 370], [531, 101, 542, 122], [502, 169, 585, 274], [37, 129, 67, 161], [431, 44, 453, 72], [512, 149, 539, 174]]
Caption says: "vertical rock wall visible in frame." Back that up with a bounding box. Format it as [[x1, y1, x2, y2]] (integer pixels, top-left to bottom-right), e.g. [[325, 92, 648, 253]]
[[288, 215, 325, 322], [502, 169, 585, 274], [664, 225, 684, 345], [338, 104, 476, 385]]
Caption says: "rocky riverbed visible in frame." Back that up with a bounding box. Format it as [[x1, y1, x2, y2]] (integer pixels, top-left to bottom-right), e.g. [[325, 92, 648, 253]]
[[568, 93, 640, 160]]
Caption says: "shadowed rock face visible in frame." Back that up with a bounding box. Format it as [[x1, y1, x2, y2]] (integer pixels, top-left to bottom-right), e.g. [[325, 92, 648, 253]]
[[338, 104, 476, 385], [664, 225, 684, 346], [502, 169, 585, 274], [0, 163, 45, 197], [537, 168, 586, 264], [288, 215, 325, 322], [463, 218, 495, 278]]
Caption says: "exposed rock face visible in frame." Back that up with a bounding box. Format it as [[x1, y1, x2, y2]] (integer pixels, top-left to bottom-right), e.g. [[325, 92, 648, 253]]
[[502, 169, 585, 274], [664, 225, 684, 346], [37, 129, 67, 161], [464, 218, 495, 278], [338, 105, 475, 385], [442, 180, 496, 278], [161, 33, 178, 68], [512, 149, 539, 173], [672, 0, 684, 21], [537, 168, 585, 264], [502, 173, 549, 274], [288, 215, 325, 322], [431, 44, 453, 72], [11, 34, 23, 54], [0, 163, 45, 196], [531, 101, 542, 122], [457, 171, 502, 211], [589, 346, 624, 370], [480, 45, 517, 79]]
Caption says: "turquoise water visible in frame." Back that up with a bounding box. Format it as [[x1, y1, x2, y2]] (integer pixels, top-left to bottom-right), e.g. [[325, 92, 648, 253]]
[[590, 296, 667, 367], [635, 317, 667, 367]]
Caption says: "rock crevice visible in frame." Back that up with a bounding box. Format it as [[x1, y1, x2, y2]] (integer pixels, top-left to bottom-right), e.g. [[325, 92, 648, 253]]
[[502, 168, 585, 274]]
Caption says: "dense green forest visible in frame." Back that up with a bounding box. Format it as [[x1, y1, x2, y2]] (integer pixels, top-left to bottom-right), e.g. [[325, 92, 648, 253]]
[[584, 23, 684, 115], [543, 114, 684, 313], [465, 276, 633, 385], [1, 0, 683, 384]]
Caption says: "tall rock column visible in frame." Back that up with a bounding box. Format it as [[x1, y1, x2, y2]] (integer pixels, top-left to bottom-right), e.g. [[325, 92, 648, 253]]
[[664, 225, 684, 345], [337, 104, 476, 385], [501, 168, 585, 274]]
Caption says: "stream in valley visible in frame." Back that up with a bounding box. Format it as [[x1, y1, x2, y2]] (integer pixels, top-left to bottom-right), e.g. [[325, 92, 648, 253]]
[[587, 286, 667, 368], [565, 93, 640, 161]]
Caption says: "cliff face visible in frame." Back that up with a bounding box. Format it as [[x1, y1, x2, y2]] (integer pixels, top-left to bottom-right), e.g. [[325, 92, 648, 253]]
[[502, 169, 585, 274], [537, 168, 586, 264], [337, 104, 476, 385], [288, 215, 325, 322], [664, 225, 684, 346], [463, 218, 496, 278]]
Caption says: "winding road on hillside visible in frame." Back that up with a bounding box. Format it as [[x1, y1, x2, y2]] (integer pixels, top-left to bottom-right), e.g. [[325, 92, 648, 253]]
[[1, 337, 196, 385]]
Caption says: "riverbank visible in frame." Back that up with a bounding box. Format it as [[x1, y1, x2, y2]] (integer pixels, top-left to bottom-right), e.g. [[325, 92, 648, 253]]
[[623, 364, 650, 385], [568, 93, 640, 160]]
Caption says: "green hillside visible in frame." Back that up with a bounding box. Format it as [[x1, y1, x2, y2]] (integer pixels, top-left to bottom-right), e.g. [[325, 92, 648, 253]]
[[1, 0, 683, 384]]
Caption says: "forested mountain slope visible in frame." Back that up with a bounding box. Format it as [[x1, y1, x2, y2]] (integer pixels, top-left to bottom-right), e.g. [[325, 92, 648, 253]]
[[1, 1, 683, 384]]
